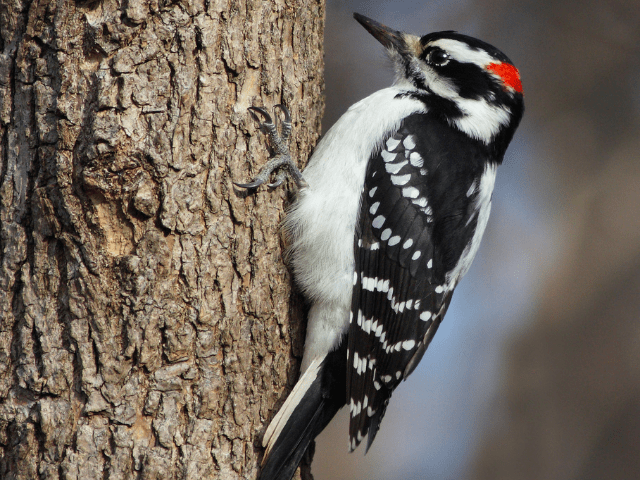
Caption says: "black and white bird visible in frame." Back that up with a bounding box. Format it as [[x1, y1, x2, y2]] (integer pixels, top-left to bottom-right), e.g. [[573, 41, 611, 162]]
[[237, 13, 524, 480]]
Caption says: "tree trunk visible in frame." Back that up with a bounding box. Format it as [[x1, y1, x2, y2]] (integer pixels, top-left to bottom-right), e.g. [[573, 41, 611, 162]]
[[0, 0, 324, 479]]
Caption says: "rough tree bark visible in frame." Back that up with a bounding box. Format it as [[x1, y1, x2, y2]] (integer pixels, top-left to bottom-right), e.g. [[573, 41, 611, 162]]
[[0, 0, 324, 479]]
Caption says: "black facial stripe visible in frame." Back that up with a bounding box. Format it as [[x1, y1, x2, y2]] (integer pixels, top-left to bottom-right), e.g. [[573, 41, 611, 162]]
[[395, 91, 466, 127], [403, 60, 425, 92], [444, 62, 498, 101]]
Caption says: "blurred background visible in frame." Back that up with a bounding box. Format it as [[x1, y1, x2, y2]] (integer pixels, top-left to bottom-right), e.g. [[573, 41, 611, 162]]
[[312, 1, 640, 479]]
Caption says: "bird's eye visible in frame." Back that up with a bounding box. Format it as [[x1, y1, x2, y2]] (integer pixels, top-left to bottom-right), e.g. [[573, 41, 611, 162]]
[[427, 49, 450, 67]]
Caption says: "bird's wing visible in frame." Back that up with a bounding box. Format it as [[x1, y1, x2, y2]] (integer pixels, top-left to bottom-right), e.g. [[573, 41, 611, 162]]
[[346, 113, 486, 451]]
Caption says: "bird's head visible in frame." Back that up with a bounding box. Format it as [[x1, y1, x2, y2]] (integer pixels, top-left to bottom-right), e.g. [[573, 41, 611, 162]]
[[354, 13, 524, 150]]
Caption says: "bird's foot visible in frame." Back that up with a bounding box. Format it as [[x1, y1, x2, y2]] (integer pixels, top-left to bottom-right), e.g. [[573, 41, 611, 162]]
[[235, 105, 308, 190]]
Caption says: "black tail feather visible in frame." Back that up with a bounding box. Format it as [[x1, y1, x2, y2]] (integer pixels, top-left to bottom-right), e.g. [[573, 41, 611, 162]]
[[258, 342, 347, 480]]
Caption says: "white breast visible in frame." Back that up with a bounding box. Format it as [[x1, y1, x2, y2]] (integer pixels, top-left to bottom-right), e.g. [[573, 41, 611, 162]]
[[284, 87, 425, 370], [285, 87, 425, 305]]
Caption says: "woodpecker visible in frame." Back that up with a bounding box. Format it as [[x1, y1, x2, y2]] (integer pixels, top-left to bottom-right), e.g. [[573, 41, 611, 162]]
[[237, 13, 524, 480]]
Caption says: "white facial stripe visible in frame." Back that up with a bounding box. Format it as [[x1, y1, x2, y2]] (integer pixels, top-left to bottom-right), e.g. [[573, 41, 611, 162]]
[[414, 61, 510, 143], [452, 98, 511, 143], [429, 38, 495, 67], [417, 62, 458, 98]]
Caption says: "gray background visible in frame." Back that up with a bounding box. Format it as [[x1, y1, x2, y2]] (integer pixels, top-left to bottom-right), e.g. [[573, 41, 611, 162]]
[[311, 1, 640, 479]]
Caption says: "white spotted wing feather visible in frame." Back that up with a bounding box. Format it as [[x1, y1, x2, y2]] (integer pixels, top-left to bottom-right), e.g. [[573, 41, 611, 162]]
[[346, 113, 495, 451]]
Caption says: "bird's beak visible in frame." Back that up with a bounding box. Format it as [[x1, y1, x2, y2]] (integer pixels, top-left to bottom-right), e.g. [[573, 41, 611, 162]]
[[353, 13, 405, 52]]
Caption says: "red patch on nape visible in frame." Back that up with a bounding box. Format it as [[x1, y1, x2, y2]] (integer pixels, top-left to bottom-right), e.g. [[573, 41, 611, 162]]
[[487, 62, 523, 93]]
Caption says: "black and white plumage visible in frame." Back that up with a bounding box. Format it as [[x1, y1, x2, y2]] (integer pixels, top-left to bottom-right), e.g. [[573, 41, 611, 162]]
[[240, 13, 524, 480]]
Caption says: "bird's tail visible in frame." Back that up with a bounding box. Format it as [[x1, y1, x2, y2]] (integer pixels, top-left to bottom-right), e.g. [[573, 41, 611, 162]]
[[258, 343, 346, 480]]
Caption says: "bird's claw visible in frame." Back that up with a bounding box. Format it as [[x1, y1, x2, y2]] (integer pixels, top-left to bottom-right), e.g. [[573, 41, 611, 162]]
[[235, 104, 307, 190], [247, 107, 275, 136], [233, 179, 266, 189]]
